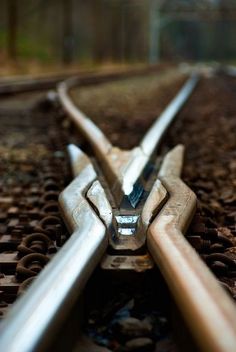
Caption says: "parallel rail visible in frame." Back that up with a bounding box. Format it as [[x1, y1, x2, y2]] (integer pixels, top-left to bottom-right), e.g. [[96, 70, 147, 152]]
[[0, 65, 160, 95], [1, 69, 236, 352]]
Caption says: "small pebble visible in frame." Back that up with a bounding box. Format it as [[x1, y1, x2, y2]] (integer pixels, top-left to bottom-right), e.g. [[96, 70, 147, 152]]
[[115, 317, 152, 338], [125, 337, 154, 351]]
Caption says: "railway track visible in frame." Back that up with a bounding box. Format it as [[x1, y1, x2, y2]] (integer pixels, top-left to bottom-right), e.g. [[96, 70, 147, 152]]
[[0, 65, 162, 95], [0, 67, 236, 352]]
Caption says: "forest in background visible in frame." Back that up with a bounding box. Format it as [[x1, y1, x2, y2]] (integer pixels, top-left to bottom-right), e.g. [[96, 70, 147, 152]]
[[0, 0, 236, 73]]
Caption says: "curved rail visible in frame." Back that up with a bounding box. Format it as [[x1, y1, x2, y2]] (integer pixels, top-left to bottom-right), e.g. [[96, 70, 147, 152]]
[[1, 69, 236, 352], [0, 65, 157, 95], [58, 73, 199, 204], [148, 146, 236, 352], [0, 149, 108, 352]]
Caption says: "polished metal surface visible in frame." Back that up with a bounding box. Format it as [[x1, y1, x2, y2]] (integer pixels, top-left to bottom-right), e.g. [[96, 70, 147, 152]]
[[0, 145, 109, 352], [87, 180, 113, 228], [58, 72, 199, 251], [2, 69, 236, 352], [58, 73, 199, 205], [140, 179, 167, 231], [140, 75, 198, 156], [148, 145, 236, 352]]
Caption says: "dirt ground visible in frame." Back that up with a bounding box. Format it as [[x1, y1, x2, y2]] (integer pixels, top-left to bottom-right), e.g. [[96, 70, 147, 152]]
[[70, 68, 186, 149]]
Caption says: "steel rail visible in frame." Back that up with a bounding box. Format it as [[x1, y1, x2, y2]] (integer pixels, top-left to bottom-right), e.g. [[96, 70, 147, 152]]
[[2, 68, 235, 352], [147, 146, 236, 352], [0, 72, 84, 95], [0, 65, 159, 95], [0, 149, 108, 352], [58, 72, 199, 204]]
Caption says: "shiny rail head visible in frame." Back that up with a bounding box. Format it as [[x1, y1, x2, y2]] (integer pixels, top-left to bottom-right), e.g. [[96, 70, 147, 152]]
[[58, 72, 199, 207], [67, 144, 92, 178], [156, 144, 196, 232], [0, 148, 110, 351], [140, 74, 199, 157], [117, 75, 199, 203], [147, 162, 236, 352], [86, 180, 113, 228], [141, 179, 168, 230], [145, 145, 236, 352], [0, 168, 108, 352], [58, 80, 112, 156], [158, 144, 185, 179], [0, 217, 107, 352]]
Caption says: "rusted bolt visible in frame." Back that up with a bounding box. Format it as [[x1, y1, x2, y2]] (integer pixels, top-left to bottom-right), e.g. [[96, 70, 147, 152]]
[[205, 253, 236, 268], [42, 173, 59, 183], [17, 233, 51, 256], [43, 180, 60, 192], [39, 215, 61, 228], [39, 215, 61, 240], [210, 243, 225, 252], [16, 253, 49, 278], [41, 191, 59, 203], [217, 234, 233, 247], [210, 261, 228, 275], [41, 202, 59, 215]]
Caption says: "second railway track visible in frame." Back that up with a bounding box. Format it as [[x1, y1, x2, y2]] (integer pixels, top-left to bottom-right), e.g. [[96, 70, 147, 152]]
[[0, 66, 236, 352]]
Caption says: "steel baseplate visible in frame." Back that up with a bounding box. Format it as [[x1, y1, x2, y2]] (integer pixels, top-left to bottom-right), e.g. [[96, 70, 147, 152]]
[[65, 143, 191, 272], [100, 254, 154, 272], [100, 145, 193, 271]]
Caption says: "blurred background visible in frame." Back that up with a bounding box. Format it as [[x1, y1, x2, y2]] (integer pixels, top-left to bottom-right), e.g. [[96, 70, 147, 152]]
[[0, 0, 236, 75]]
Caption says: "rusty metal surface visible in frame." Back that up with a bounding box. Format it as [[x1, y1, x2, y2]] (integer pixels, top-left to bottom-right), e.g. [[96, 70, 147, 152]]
[[100, 253, 154, 271]]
